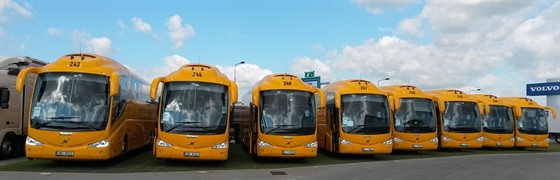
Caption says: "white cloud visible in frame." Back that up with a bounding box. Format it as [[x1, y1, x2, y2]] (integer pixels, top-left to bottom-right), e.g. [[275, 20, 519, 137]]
[[291, 57, 333, 82], [18, 43, 25, 51], [46, 27, 63, 37], [397, 17, 422, 37], [0, 0, 33, 23], [353, 0, 417, 14], [166, 15, 195, 49], [132, 55, 191, 82], [216, 64, 273, 97], [70, 30, 116, 56], [132, 17, 158, 39], [90, 37, 116, 56], [117, 19, 126, 30]]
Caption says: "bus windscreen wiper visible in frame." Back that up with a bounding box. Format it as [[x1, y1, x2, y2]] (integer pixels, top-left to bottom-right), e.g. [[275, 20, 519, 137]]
[[35, 116, 80, 129], [180, 126, 219, 134], [166, 121, 202, 132], [266, 125, 295, 134]]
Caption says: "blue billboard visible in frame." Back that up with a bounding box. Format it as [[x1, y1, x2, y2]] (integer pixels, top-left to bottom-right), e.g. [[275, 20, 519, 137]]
[[526, 82, 560, 96]]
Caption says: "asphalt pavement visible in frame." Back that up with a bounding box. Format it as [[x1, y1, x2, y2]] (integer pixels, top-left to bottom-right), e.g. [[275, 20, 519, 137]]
[[1, 152, 559, 180]]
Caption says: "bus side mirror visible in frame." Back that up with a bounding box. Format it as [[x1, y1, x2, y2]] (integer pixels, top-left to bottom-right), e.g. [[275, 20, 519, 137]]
[[251, 89, 260, 107], [16, 67, 41, 93], [7, 68, 20, 76], [437, 99, 445, 113], [512, 106, 521, 118], [0, 88, 9, 109], [150, 77, 163, 100], [109, 73, 120, 97], [388, 96, 395, 110], [544, 106, 557, 119], [315, 88, 326, 109], [230, 82, 238, 104], [334, 93, 341, 109], [393, 96, 400, 110]]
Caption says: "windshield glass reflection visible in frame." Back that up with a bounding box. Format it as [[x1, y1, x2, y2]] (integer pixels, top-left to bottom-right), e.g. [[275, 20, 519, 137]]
[[341, 94, 390, 134], [482, 105, 514, 134], [517, 108, 548, 134], [160, 82, 228, 135], [443, 101, 481, 133], [260, 90, 316, 135], [30, 73, 110, 131], [394, 98, 437, 133]]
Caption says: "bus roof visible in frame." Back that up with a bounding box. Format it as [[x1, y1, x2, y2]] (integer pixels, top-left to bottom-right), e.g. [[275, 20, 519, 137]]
[[0, 56, 48, 70], [424, 89, 476, 102], [158, 64, 232, 85], [498, 97, 543, 108], [323, 79, 386, 96], [380, 85, 430, 98], [470, 94, 509, 107], [241, 74, 317, 105], [38, 53, 129, 77]]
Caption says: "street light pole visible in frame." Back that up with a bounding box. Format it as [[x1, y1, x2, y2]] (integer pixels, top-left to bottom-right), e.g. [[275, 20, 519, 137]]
[[234, 61, 245, 83], [469, 88, 481, 94], [377, 77, 390, 87]]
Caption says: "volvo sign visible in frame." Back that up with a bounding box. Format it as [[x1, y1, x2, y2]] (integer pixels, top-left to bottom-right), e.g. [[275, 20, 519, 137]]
[[526, 82, 560, 96]]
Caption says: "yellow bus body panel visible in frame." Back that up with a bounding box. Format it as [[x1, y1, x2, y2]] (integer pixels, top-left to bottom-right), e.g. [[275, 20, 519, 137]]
[[499, 97, 552, 149], [338, 133, 392, 154], [482, 132, 515, 148], [440, 132, 483, 148]]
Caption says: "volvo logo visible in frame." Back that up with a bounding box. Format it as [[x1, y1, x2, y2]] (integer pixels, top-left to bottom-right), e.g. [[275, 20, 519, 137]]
[[287, 141, 292, 145], [61, 139, 70, 144], [366, 139, 370, 143], [189, 141, 196, 146], [60, 132, 72, 136]]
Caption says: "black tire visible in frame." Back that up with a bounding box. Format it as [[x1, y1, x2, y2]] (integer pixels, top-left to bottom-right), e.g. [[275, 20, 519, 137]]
[[555, 135, 560, 144], [0, 136, 15, 159], [117, 137, 128, 162], [234, 127, 242, 144]]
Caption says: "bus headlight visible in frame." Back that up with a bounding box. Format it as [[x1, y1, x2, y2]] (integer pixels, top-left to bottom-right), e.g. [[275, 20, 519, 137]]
[[340, 139, 352, 145], [429, 137, 439, 143], [258, 140, 272, 147], [476, 137, 485, 142], [544, 138, 549, 143], [509, 137, 515, 142], [305, 141, 317, 148], [157, 139, 173, 147], [393, 137, 404, 142], [88, 139, 109, 148], [26, 136, 43, 146], [212, 142, 228, 149], [441, 136, 452, 141], [382, 139, 393, 145], [516, 137, 525, 142]]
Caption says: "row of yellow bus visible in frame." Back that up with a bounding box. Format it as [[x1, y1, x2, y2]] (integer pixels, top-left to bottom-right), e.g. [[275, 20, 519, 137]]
[[12, 53, 556, 161]]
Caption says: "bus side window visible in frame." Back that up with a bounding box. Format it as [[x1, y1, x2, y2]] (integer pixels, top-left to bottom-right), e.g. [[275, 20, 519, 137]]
[[0, 88, 9, 109], [112, 75, 129, 123]]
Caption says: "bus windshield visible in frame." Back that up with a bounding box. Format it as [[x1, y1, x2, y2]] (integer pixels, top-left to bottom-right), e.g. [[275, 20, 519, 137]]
[[160, 82, 228, 135], [443, 101, 481, 133], [394, 98, 437, 133], [341, 94, 390, 134], [260, 90, 316, 135], [482, 105, 514, 134], [30, 73, 110, 131], [517, 108, 548, 134]]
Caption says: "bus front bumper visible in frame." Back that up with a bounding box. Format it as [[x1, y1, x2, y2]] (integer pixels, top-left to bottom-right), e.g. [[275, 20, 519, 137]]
[[483, 139, 515, 148], [338, 143, 392, 154], [256, 145, 317, 158], [515, 140, 549, 148], [393, 141, 438, 151], [440, 140, 483, 149], [155, 146, 228, 161], [25, 144, 112, 160]]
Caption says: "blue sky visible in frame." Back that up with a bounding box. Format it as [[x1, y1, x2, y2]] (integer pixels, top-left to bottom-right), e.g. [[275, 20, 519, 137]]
[[1, 0, 559, 105]]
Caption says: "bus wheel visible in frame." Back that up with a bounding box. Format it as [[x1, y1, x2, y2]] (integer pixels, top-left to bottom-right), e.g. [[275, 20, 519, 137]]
[[234, 128, 242, 144], [555, 135, 560, 144], [0, 135, 15, 159], [118, 137, 128, 161]]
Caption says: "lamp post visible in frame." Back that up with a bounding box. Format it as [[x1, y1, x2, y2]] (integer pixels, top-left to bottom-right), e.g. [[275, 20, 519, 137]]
[[469, 88, 481, 94], [234, 61, 245, 83], [377, 77, 390, 87]]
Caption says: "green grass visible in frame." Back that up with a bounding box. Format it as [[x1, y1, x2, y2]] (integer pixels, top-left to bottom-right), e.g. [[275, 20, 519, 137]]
[[1, 143, 559, 173]]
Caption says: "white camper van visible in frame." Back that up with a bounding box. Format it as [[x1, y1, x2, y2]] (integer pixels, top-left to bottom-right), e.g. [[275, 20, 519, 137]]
[[0, 56, 47, 159]]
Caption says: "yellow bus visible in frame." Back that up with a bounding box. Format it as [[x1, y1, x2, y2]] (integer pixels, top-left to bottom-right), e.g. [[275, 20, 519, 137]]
[[470, 94, 515, 148], [16, 53, 156, 160], [499, 97, 557, 149], [237, 74, 325, 158], [317, 80, 393, 154], [381, 85, 438, 151], [425, 90, 484, 149], [149, 64, 238, 161]]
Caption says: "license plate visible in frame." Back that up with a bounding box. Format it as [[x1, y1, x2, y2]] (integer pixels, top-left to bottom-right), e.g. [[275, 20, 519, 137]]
[[282, 150, 295, 155], [496, 142, 503, 146], [184, 152, 200, 157], [460, 143, 470, 147], [412, 144, 423, 148], [531, 144, 539, 147], [55, 151, 74, 156], [362, 147, 374, 152]]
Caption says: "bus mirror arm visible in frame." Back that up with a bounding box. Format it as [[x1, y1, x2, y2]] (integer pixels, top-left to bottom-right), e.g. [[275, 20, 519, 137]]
[[15, 67, 41, 93], [315, 88, 326, 109], [230, 82, 238, 104], [150, 77, 164, 100], [544, 106, 557, 119], [109, 73, 119, 97]]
